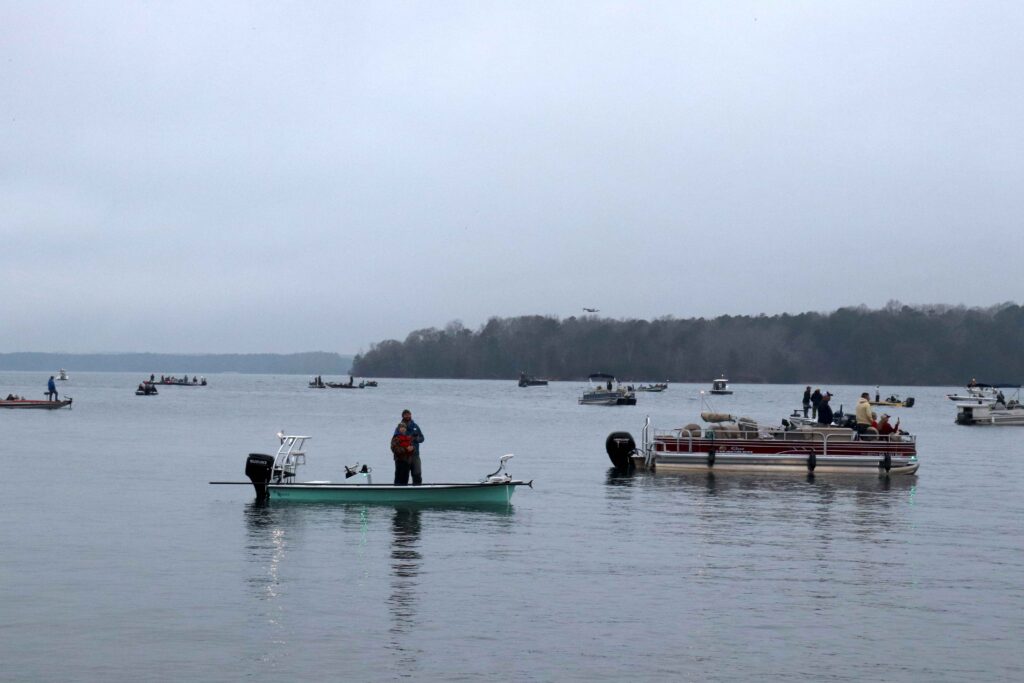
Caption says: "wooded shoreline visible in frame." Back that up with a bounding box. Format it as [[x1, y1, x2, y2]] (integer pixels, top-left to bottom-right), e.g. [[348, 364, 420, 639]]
[[352, 303, 1024, 385]]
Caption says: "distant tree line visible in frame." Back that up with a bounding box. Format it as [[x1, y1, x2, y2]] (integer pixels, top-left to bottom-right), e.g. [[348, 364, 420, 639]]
[[0, 352, 352, 375], [351, 302, 1024, 385]]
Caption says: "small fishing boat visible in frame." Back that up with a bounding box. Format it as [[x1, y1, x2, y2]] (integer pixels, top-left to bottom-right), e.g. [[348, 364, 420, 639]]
[[326, 381, 364, 389], [955, 386, 1024, 425], [518, 372, 548, 387], [946, 383, 1009, 405], [57, 369, 69, 381], [709, 376, 732, 395], [607, 412, 918, 475], [579, 373, 636, 405], [870, 395, 915, 408], [212, 433, 532, 504], [362, 380, 378, 387], [635, 382, 668, 392], [135, 384, 158, 396], [0, 396, 73, 409]]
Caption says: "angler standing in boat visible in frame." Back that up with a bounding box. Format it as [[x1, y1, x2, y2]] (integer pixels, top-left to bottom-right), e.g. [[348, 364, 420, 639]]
[[810, 388, 822, 419], [855, 392, 874, 436], [396, 409, 425, 485], [47, 375, 57, 401], [391, 422, 415, 485], [816, 392, 833, 425], [802, 386, 812, 417]]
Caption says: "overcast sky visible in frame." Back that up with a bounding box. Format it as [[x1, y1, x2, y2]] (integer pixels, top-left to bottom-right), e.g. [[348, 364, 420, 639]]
[[2, 2, 1021, 354]]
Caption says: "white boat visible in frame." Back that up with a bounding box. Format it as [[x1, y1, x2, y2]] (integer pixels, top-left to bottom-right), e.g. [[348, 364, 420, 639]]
[[709, 376, 732, 395], [212, 433, 532, 504], [57, 369, 68, 381], [946, 383, 1006, 405], [579, 373, 636, 406], [955, 387, 1024, 425]]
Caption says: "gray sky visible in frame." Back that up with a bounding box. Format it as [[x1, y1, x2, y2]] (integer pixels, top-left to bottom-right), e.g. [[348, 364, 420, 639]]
[[3, 1, 1022, 354]]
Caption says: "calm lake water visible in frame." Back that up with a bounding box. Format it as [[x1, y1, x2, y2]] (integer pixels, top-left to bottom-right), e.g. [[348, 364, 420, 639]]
[[2, 373, 1022, 682]]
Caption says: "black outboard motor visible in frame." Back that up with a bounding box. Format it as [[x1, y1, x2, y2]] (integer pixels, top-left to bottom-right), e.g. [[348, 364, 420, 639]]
[[606, 431, 636, 472], [245, 453, 276, 501], [904, 397, 915, 407]]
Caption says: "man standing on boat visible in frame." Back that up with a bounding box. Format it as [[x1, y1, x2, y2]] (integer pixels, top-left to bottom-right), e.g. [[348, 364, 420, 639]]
[[47, 375, 57, 401], [816, 393, 833, 426], [855, 392, 874, 436], [802, 386, 812, 417], [397, 409, 425, 485], [810, 388, 822, 419]]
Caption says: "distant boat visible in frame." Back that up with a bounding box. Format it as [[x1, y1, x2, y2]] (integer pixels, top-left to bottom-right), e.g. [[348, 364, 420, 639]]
[[579, 373, 636, 406], [518, 372, 548, 387], [150, 376, 206, 386], [709, 376, 732, 395], [955, 386, 1024, 425], [57, 369, 69, 381]]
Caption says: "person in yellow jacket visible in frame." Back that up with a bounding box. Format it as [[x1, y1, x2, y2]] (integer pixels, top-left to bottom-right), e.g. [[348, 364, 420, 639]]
[[854, 392, 874, 436]]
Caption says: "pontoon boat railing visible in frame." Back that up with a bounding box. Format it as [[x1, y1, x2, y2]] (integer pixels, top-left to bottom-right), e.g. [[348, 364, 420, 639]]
[[649, 426, 914, 459]]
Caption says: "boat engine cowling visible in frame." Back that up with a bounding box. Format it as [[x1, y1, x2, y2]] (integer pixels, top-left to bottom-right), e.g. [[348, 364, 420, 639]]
[[245, 453, 276, 500], [606, 431, 636, 472]]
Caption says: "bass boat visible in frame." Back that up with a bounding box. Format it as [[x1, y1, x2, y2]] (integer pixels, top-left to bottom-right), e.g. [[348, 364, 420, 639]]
[[870, 394, 915, 408], [607, 412, 918, 475], [0, 397, 73, 409], [212, 433, 532, 504]]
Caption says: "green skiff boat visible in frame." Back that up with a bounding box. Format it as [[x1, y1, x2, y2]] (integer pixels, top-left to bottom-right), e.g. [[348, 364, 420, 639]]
[[212, 433, 531, 505]]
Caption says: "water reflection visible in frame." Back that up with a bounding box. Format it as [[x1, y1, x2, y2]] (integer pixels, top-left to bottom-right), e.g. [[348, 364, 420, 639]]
[[388, 507, 422, 668], [243, 501, 292, 667], [609, 470, 918, 538]]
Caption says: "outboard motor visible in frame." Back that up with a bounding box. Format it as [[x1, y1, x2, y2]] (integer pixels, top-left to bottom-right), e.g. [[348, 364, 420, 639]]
[[606, 431, 636, 472], [245, 453, 276, 501], [904, 397, 915, 407]]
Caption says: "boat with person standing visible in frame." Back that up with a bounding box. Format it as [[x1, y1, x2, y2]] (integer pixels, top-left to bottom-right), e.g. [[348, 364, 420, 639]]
[[946, 382, 1008, 405], [0, 396, 73, 409], [57, 369, 69, 381], [149, 375, 206, 386], [954, 385, 1024, 425], [211, 433, 532, 504], [606, 410, 918, 475]]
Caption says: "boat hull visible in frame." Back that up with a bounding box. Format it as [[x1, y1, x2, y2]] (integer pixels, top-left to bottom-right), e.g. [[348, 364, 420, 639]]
[[580, 397, 636, 405], [648, 452, 918, 475], [0, 399, 73, 409], [267, 481, 525, 504]]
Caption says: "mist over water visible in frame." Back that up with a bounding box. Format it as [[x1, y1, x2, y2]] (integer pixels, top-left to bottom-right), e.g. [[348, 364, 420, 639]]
[[2, 373, 1021, 681]]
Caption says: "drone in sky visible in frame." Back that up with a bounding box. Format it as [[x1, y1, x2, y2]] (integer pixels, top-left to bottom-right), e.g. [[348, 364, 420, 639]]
[[582, 307, 599, 313]]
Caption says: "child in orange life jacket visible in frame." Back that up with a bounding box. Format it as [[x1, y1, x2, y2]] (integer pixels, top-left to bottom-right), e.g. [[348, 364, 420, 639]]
[[391, 422, 415, 484]]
